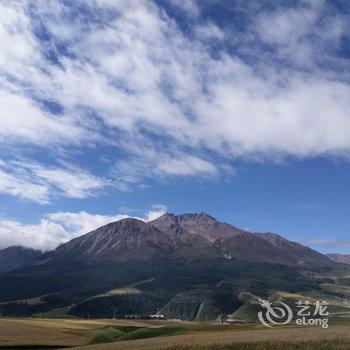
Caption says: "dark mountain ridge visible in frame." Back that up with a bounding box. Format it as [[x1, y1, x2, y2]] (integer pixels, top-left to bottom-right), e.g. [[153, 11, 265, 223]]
[[151, 213, 333, 267], [0, 246, 42, 272], [37, 218, 175, 263], [36, 212, 333, 267]]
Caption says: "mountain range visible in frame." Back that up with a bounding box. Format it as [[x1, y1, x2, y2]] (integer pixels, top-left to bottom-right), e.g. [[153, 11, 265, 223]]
[[33, 212, 332, 267], [327, 254, 350, 264], [0, 212, 347, 321]]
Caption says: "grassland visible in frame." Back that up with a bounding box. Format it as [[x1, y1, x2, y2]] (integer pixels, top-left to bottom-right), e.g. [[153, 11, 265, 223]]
[[95, 287, 142, 298], [0, 317, 93, 347], [158, 339, 350, 350], [320, 283, 350, 296], [4, 282, 350, 349], [0, 317, 349, 350], [33, 306, 75, 319], [74, 323, 350, 350], [0, 294, 45, 306]]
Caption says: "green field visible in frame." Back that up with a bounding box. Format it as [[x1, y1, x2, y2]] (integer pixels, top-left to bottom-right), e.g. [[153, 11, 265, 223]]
[[320, 283, 350, 296], [103, 287, 142, 296]]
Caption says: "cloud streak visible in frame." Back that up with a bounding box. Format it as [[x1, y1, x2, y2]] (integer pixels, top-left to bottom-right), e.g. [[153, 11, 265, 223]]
[[0, 0, 349, 202], [0, 160, 106, 203]]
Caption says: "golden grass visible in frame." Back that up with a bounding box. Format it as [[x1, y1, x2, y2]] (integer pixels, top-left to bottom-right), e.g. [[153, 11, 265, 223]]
[[0, 318, 93, 346], [73, 324, 350, 350], [0, 317, 181, 347], [269, 290, 311, 300], [163, 339, 350, 350], [320, 284, 350, 295], [1, 318, 349, 350]]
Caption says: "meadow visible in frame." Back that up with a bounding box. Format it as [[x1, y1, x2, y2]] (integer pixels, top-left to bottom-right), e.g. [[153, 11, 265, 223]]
[[0, 317, 349, 350]]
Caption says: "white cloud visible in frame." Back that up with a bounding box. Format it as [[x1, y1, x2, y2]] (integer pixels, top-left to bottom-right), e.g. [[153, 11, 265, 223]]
[[144, 204, 167, 221], [45, 1, 350, 158], [24, 163, 106, 199], [47, 211, 130, 237], [0, 1, 88, 147], [0, 0, 349, 201], [0, 167, 49, 204], [114, 145, 220, 184], [255, 1, 346, 69], [195, 23, 225, 41], [0, 160, 106, 203], [171, 0, 200, 18], [0, 219, 69, 251], [0, 205, 167, 250], [155, 155, 218, 177]]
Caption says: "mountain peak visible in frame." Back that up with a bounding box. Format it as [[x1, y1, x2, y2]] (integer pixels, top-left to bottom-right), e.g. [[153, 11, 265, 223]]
[[43, 216, 174, 262], [151, 211, 243, 243], [156, 212, 216, 221], [177, 212, 217, 222], [0, 245, 42, 255], [152, 212, 218, 231], [156, 213, 177, 221], [35, 212, 334, 268], [1, 245, 28, 252]]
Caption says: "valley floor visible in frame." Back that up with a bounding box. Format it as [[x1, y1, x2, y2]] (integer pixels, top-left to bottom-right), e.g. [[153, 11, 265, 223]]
[[0, 317, 350, 350]]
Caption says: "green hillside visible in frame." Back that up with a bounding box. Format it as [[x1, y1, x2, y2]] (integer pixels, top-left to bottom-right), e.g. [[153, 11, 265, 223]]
[[0, 257, 343, 320]]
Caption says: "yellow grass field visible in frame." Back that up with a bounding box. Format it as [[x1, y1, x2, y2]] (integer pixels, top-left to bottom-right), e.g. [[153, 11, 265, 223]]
[[0, 317, 349, 350], [74, 324, 350, 350]]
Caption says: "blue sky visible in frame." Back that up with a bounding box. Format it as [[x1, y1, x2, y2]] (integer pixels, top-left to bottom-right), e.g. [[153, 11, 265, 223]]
[[0, 0, 349, 253]]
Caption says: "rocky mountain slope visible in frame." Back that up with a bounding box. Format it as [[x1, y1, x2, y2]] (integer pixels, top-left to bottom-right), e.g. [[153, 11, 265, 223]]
[[37, 218, 175, 263], [151, 213, 333, 266], [0, 246, 42, 272], [35, 212, 333, 267], [327, 254, 350, 264], [150, 212, 244, 242]]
